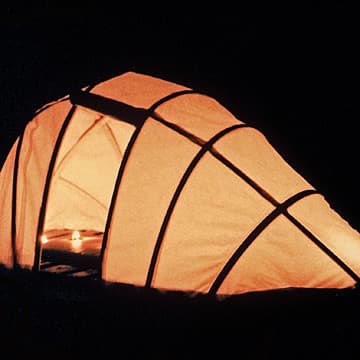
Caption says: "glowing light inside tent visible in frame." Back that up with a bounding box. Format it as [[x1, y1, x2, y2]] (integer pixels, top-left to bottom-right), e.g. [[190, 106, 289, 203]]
[[71, 230, 81, 241], [41, 235, 48, 244], [71, 230, 82, 252]]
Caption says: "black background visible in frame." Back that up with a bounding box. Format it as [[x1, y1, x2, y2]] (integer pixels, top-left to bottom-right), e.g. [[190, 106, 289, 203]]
[[0, 3, 359, 358], [1, 3, 358, 231]]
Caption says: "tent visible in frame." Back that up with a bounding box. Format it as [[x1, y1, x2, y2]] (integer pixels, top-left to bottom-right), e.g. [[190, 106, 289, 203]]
[[1, 71, 360, 297]]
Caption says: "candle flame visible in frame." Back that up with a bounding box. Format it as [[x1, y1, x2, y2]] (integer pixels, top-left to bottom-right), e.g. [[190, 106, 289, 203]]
[[71, 230, 81, 241]]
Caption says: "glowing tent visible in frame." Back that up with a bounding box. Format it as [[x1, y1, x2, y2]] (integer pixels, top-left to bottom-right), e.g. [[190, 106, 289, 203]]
[[1, 71, 360, 297]]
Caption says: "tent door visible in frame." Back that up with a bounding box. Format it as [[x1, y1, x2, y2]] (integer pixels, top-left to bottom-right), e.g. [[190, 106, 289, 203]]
[[38, 229, 103, 279], [35, 109, 135, 279]]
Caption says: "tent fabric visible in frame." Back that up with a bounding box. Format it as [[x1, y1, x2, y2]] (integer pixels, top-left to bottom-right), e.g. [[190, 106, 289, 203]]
[[1, 71, 360, 296]]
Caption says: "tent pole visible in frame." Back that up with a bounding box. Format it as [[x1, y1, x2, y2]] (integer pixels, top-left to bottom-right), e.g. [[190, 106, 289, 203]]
[[11, 132, 24, 269]]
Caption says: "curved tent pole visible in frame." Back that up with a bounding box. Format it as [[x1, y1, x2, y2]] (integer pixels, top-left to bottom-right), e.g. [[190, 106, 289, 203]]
[[11, 132, 25, 269]]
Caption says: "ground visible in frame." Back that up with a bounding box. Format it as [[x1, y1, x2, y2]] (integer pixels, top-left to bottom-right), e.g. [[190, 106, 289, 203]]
[[1, 267, 360, 359]]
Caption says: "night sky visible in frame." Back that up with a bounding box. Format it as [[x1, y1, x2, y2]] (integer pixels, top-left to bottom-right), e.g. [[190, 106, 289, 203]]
[[1, 3, 358, 231]]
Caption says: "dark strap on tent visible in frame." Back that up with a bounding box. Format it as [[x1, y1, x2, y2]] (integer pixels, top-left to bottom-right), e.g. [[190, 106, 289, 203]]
[[145, 124, 250, 288], [208, 189, 360, 295], [9, 96, 70, 270], [33, 105, 77, 271], [70, 89, 197, 127], [11, 131, 25, 269], [70, 91, 148, 127], [99, 89, 198, 278]]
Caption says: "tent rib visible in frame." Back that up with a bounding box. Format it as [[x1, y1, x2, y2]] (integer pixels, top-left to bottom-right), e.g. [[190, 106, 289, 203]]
[[11, 132, 25, 269], [99, 90, 198, 278], [145, 124, 250, 288], [208, 189, 360, 295]]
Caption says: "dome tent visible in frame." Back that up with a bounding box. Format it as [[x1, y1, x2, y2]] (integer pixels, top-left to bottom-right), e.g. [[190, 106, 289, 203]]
[[1, 71, 360, 297]]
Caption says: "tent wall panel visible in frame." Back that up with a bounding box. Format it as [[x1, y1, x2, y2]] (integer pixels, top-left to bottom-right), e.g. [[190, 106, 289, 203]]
[[214, 127, 314, 203], [155, 93, 243, 141], [288, 194, 360, 277], [0, 139, 18, 267], [218, 215, 355, 295], [153, 153, 274, 293], [103, 118, 200, 286], [15, 100, 73, 268], [91, 72, 189, 109]]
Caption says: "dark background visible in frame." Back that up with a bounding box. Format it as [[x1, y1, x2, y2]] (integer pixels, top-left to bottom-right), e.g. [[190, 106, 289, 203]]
[[1, 3, 358, 231], [0, 3, 359, 358]]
